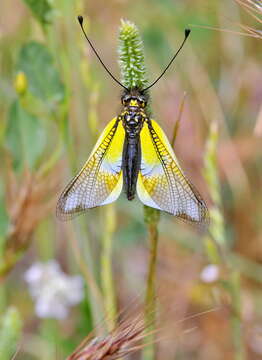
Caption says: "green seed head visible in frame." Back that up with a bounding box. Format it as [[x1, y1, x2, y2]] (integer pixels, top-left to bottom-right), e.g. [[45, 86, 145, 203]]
[[118, 19, 148, 90]]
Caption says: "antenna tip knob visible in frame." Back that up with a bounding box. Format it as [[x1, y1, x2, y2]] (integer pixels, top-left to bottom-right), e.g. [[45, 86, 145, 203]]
[[78, 15, 83, 26], [185, 28, 191, 38]]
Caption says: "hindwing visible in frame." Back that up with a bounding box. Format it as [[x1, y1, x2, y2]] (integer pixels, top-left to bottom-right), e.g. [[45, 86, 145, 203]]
[[137, 119, 209, 226]]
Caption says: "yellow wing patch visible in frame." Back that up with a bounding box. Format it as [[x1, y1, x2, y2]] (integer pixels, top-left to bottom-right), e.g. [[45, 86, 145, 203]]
[[57, 117, 125, 220], [137, 119, 209, 226]]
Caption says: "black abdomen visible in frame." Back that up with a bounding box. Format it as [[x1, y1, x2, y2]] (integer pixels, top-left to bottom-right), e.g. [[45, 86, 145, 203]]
[[122, 136, 141, 200]]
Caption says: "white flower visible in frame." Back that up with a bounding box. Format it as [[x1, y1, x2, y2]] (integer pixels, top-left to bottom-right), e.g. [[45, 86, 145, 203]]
[[200, 264, 220, 283], [24, 260, 84, 319]]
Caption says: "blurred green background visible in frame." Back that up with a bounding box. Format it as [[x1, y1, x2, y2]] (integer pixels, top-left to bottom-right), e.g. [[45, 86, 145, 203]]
[[0, 0, 261, 359]]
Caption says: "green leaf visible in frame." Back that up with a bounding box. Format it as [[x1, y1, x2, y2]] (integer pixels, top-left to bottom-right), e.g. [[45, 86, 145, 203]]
[[22, 0, 53, 25], [5, 100, 45, 171], [17, 42, 65, 105]]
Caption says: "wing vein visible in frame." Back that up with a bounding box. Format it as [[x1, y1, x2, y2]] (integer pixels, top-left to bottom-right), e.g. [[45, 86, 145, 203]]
[[138, 119, 209, 226], [57, 117, 123, 220]]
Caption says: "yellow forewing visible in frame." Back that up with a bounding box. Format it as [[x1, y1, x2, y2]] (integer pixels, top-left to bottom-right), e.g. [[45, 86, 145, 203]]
[[137, 119, 209, 225], [57, 117, 125, 220]]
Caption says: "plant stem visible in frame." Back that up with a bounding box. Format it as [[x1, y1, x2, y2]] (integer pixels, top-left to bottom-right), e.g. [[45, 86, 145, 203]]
[[145, 222, 159, 317], [67, 222, 105, 335], [101, 204, 117, 331], [229, 271, 245, 360], [143, 208, 160, 360], [171, 92, 187, 148], [203, 122, 246, 359]]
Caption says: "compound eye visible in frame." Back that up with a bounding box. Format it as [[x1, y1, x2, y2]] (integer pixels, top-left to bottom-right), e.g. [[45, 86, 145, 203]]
[[138, 97, 146, 107], [122, 96, 130, 105]]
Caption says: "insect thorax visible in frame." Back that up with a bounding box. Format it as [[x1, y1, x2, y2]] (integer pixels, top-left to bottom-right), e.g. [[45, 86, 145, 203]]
[[120, 88, 148, 137]]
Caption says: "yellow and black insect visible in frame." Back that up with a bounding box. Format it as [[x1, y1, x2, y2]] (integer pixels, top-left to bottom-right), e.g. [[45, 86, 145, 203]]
[[57, 16, 209, 226]]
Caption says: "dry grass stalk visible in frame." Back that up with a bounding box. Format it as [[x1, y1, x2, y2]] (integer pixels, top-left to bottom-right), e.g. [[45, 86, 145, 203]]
[[225, 0, 262, 38], [10, 346, 20, 360], [235, 0, 262, 17], [234, 0, 262, 38], [67, 314, 150, 360], [190, 0, 262, 39], [1, 159, 61, 276]]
